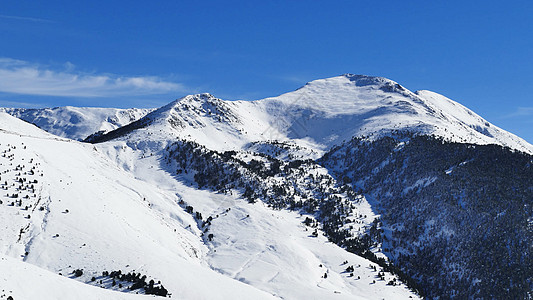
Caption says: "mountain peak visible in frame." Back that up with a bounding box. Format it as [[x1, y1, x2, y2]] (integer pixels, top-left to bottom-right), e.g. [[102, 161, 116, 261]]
[[164, 93, 216, 108], [182, 92, 215, 101], [164, 93, 232, 117], [342, 73, 399, 86], [293, 74, 408, 100]]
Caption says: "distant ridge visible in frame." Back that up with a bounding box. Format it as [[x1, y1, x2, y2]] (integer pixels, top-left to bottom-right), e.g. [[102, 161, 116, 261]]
[[84, 74, 533, 155]]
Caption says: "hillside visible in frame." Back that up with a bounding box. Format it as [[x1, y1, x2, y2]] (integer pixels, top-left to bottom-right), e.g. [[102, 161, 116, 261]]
[[0, 110, 417, 299], [0, 112, 276, 299], [321, 133, 533, 298], [87, 74, 532, 299]]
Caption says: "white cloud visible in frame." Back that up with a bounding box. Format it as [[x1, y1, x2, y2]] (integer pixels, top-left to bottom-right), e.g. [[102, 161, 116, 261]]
[[0, 58, 187, 98]]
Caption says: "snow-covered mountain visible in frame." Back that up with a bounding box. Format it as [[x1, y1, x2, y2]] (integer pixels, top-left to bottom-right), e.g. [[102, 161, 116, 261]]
[[1, 74, 532, 299], [91, 74, 533, 155], [0, 106, 153, 141], [9, 74, 531, 155], [85, 74, 533, 298]]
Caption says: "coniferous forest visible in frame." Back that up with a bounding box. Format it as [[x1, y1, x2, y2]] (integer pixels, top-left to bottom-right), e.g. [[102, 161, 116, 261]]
[[322, 133, 533, 299]]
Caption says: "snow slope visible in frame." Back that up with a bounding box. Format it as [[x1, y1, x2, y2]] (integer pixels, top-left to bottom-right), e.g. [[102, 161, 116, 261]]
[[0, 112, 276, 300], [98, 140, 418, 299], [0, 111, 418, 299], [0, 254, 147, 300], [0, 106, 153, 141]]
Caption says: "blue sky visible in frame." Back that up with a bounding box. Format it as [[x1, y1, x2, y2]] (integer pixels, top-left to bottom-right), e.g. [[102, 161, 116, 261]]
[[1, 1, 532, 143]]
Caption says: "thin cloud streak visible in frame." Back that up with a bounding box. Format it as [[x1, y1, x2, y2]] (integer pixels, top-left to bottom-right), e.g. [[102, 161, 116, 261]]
[[277, 75, 310, 85], [0, 58, 188, 98], [502, 107, 533, 119], [0, 99, 48, 109], [0, 14, 55, 23]]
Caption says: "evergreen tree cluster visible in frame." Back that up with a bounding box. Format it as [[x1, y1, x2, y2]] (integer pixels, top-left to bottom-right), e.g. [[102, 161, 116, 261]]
[[164, 139, 358, 214], [99, 270, 169, 297], [176, 200, 217, 242], [0, 142, 46, 238]]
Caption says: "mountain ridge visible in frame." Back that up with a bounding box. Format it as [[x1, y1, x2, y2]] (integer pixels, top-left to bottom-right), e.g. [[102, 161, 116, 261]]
[[0, 106, 154, 141], [84, 74, 533, 156], [3, 74, 531, 154]]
